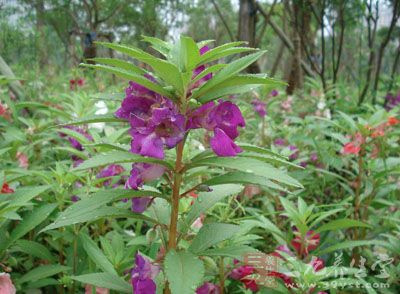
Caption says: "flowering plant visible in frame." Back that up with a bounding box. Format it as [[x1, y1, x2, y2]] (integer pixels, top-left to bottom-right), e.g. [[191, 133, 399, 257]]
[[40, 36, 302, 293]]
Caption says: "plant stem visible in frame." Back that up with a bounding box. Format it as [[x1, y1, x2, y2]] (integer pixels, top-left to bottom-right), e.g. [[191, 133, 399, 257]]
[[167, 140, 185, 250], [164, 140, 185, 294], [352, 148, 364, 262], [353, 149, 364, 240], [219, 257, 225, 294]]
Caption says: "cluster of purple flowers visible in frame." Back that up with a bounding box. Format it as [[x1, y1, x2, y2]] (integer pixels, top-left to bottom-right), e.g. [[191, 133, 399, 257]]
[[115, 46, 246, 213], [384, 92, 400, 111]]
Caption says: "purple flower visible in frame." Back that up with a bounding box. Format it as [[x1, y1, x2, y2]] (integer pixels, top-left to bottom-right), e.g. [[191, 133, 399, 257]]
[[210, 128, 242, 157], [116, 78, 185, 212], [274, 138, 286, 146], [288, 145, 299, 160], [130, 107, 185, 159], [251, 99, 267, 117], [187, 100, 245, 157], [131, 253, 160, 294], [310, 153, 318, 162], [384, 92, 400, 111], [72, 158, 84, 168], [299, 161, 308, 168], [60, 126, 93, 151], [96, 164, 125, 186], [196, 282, 221, 294], [270, 89, 279, 97], [125, 163, 165, 213], [71, 195, 80, 202]]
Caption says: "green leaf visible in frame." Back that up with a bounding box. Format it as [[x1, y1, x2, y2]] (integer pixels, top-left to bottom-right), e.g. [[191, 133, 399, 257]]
[[200, 245, 257, 260], [179, 35, 200, 71], [95, 41, 154, 61], [201, 172, 287, 192], [197, 41, 249, 64], [80, 64, 173, 99], [59, 128, 93, 146], [197, 84, 257, 103], [87, 58, 146, 75], [337, 111, 357, 131], [213, 74, 285, 88], [189, 223, 240, 254], [191, 51, 266, 99], [191, 64, 226, 85], [1, 185, 50, 209], [314, 219, 371, 234], [315, 240, 386, 255], [40, 190, 160, 232], [181, 184, 243, 233], [142, 35, 171, 57], [0, 204, 57, 252], [80, 234, 118, 276], [144, 58, 184, 95], [56, 114, 123, 127], [164, 250, 205, 294], [13, 240, 55, 262], [71, 273, 131, 293], [200, 47, 258, 65], [188, 156, 302, 188], [73, 150, 173, 171], [17, 265, 71, 285], [197, 75, 284, 104]]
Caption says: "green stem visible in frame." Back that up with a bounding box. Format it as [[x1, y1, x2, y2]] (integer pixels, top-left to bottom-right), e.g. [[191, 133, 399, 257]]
[[219, 257, 225, 294], [167, 140, 185, 250], [164, 139, 185, 294]]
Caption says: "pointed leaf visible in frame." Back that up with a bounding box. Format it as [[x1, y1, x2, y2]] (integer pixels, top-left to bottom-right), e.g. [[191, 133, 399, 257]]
[[73, 150, 173, 171], [189, 223, 240, 254], [71, 273, 131, 293], [164, 250, 204, 294]]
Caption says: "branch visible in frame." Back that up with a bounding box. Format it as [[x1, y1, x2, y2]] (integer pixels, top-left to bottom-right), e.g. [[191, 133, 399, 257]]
[[97, 2, 125, 24], [210, 0, 235, 42], [256, 2, 314, 76], [255, 0, 278, 46]]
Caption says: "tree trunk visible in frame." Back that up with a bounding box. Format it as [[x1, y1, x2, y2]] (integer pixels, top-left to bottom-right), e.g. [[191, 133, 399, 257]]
[[35, 0, 47, 69], [372, 0, 400, 103], [238, 0, 260, 73], [0, 55, 24, 100]]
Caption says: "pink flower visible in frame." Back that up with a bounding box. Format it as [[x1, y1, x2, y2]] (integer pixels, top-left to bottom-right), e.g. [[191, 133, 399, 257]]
[[241, 278, 258, 292], [84, 285, 109, 294], [342, 132, 364, 155], [309, 256, 324, 271], [342, 142, 361, 155], [191, 215, 204, 229], [0, 273, 16, 294], [1, 183, 14, 194], [291, 229, 320, 256], [229, 264, 254, 280], [0, 102, 11, 121], [196, 282, 221, 294], [243, 185, 262, 198], [387, 116, 400, 126], [281, 96, 293, 111], [16, 152, 28, 169]]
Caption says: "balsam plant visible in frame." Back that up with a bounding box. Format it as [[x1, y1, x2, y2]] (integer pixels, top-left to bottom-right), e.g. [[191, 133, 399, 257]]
[[41, 36, 302, 293]]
